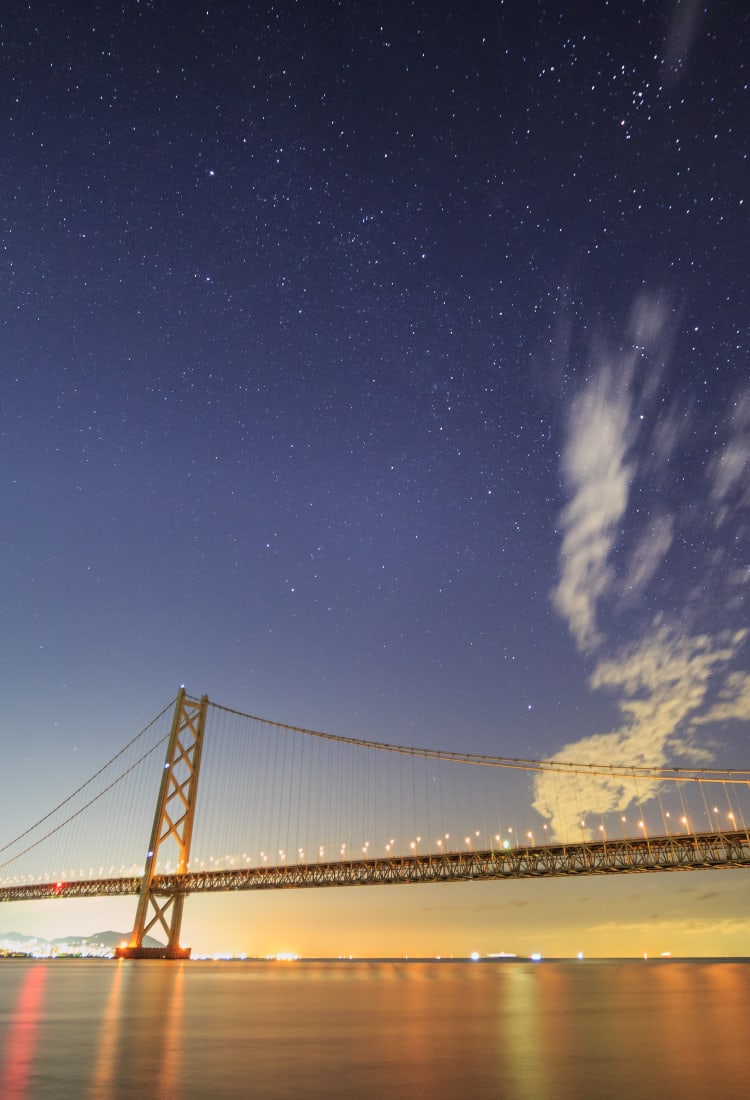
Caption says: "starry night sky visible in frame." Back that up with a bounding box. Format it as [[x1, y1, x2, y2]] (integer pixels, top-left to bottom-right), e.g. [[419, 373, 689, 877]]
[[2, 1, 749, 956]]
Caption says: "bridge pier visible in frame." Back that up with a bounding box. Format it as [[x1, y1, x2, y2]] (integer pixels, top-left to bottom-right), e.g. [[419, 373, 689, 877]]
[[115, 945, 191, 960]]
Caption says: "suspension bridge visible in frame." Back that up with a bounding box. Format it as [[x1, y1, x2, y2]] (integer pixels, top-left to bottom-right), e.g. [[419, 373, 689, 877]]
[[1, 690, 749, 958]]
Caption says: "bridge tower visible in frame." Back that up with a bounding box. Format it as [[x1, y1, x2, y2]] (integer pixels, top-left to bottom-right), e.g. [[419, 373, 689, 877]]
[[116, 689, 208, 959]]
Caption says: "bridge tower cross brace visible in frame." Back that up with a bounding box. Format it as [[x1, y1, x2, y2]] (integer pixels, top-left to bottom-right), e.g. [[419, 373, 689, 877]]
[[117, 689, 208, 960]]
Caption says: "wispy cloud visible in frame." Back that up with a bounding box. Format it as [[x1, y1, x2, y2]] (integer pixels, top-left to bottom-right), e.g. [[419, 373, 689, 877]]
[[542, 299, 749, 840], [663, 0, 704, 88], [648, 404, 690, 472], [692, 670, 750, 726], [532, 622, 746, 839], [588, 916, 749, 938], [590, 624, 746, 759], [551, 363, 634, 652], [709, 388, 750, 523], [620, 514, 674, 604], [551, 293, 679, 652]]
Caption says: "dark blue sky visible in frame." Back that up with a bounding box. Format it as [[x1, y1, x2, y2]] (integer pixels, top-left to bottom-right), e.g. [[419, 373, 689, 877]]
[[2, 2, 749, 951]]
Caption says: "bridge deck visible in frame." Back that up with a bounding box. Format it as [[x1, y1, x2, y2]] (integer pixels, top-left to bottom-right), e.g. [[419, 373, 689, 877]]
[[2, 831, 749, 902]]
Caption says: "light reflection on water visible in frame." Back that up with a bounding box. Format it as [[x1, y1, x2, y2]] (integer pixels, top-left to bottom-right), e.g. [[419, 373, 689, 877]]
[[88, 955, 124, 1098], [1, 962, 47, 1099], [156, 958, 183, 1097], [0, 959, 748, 1099]]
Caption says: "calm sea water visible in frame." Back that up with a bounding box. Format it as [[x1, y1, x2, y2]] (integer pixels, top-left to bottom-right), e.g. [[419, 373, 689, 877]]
[[1, 958, 748, 1099]]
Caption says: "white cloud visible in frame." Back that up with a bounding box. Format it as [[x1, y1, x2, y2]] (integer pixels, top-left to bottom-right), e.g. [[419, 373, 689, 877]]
[[551, 293, 677, 650], [544, 300, 748, 843], [551, 364, 634, 652], [692, 670, 750, 726], [590, 625, 745, 751], [532, 623, 747, 839]]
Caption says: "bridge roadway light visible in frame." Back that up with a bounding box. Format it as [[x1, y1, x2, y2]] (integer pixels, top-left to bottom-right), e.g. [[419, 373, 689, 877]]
[[728, 813, 736, 829]]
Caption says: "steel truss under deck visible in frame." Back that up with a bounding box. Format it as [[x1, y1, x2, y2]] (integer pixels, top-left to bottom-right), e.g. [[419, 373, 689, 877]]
[[3, 830, 749, 904]]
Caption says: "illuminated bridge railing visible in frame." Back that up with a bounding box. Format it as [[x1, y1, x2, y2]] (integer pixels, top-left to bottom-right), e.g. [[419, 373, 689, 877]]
[[2, 829, 750, 903]]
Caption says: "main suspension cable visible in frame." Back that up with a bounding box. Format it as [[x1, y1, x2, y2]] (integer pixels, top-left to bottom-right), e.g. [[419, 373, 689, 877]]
[[208, 701, 750, 782]]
